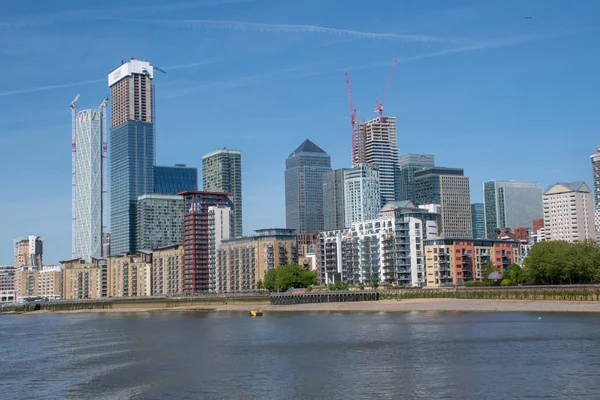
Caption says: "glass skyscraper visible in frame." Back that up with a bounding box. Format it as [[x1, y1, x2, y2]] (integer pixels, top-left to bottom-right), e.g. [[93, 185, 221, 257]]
[[397, 154, 435, 204], [285, 139, 331, 234], [323, 168, 349, 230], [136, 194, 184, 251], [483, 180, 543, 239], [109, 59, 155, 255], [471, 203, 486, 239], [154, 165, 198, 195]]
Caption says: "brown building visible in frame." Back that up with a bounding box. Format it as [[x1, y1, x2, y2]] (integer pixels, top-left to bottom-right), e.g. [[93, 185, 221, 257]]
[[14, 236, 43, 268], [513, 227, 529, 243], [14, 266, 39, 301], [532, 219, 544, 235], [152, 244, 185, 296], [38, 266, 62, 300], [181, 191, 233, 293], [108, 252, 152, 297], [297, 232, 318, 257], [216, 229, 298, 293], [61, 258, 108, 300], [425, 238, 520, 287]]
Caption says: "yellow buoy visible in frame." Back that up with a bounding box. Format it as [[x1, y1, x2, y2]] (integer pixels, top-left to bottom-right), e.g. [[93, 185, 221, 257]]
[[249, 310, 263, 317]]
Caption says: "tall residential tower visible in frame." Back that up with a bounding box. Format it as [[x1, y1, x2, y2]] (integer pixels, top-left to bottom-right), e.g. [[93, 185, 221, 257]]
[[108, 58, 156, 255], [590, 146, 600, 241], [543, 182, 595, 242]]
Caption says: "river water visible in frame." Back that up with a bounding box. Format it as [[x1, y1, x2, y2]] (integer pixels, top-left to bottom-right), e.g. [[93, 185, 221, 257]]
[[1, 311, 599, 399]]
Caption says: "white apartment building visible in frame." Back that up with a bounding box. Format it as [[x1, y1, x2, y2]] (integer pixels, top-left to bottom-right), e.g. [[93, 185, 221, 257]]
[[344, 164, 381, 226], [543, 182, 595, 242]]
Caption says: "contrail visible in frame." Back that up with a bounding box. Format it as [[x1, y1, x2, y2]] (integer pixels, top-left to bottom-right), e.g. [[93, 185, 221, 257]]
[[0, 79, 105, 97], [164, 60, 216, 70]]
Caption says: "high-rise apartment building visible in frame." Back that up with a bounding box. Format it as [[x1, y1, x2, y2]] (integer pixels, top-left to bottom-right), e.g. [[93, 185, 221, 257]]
[[208, 205, 233, 291], [354, 117, 399, 206], [483, 180, 543, 239], [181, 191, 233, 293], [14, 236, 43, 268], [136, 194, 184, 251], [202, 149, 243, 237], [344, 164, 381, 226], [285, 139, 331, 234], [323, 168, 349, 230], [415, 167, 472, 238], [109, 58, 156, 255], [72, 105, 107, 262], [543, 182, 595, 243], [152, 244, 185, 296], [471, 203, 486, 238], [154, 165, 198, 195], [590, 147, 600, 241], [397, 154, 435, 204]]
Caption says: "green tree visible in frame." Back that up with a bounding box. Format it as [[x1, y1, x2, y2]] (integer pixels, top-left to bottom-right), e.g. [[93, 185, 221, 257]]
[[369, 274, 379, 289], [263, 264, 317, 291], [481, 261, 497, 284], [501, 278, 512, 286], [256, 280, 264, 293], [505, 264, 522, 285], [335, 281, 349, 291]]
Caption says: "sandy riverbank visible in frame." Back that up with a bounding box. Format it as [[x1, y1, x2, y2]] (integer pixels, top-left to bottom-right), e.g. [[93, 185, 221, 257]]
[[13, 299, 600, 315]]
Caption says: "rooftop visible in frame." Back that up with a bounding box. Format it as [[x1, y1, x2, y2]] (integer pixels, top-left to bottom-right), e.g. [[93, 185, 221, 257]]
[[289, 139, 327, 156]]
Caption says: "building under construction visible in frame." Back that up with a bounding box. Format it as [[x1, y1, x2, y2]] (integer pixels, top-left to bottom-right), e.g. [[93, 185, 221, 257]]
[[180, 191, 233, 293]]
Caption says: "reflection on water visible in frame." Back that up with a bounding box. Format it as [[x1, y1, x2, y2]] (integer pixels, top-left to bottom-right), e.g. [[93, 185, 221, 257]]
[[1, 311, 600, 399]]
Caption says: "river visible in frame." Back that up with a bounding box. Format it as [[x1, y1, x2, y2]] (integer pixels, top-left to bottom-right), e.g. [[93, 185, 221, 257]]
[[1, 311, 599, 399]]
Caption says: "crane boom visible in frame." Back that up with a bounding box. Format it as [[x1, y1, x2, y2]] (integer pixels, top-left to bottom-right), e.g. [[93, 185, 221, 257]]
[[70, 93, 80, 259], [345, 72, 357, 165], [374, 59, 397, 123]]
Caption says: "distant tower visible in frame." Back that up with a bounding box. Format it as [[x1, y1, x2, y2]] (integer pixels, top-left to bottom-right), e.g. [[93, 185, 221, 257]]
[[108, 58, 156, 255], [344, 164, 381, 226], [285, 140, 331, 234], [71, 99, 108, 262], [590, 146, 600, 239]]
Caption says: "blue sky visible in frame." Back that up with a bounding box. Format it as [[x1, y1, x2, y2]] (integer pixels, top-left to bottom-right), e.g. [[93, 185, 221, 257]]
[[0, 0, 599, 264]]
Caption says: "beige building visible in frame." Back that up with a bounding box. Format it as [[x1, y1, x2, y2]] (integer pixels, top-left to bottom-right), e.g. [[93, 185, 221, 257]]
[[61, 258, 107, 300], [0, 265, 15, 302], [14, 236, 43, 268], [152, 244, 184, 296], [14, 266, 39, 301], [38, 266, 62, 300], [216, 229, 298, 292], [543, 182, 595, 243], [108, 252, 152, 297]]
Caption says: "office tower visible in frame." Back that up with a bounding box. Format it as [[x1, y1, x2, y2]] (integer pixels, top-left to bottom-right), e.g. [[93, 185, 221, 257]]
[[136, 194, 184, 251], [471, 203, 486, 238], [181, 191, 233, 293], [397, 154, 435, 203], [323, 168, 349, 230], [354, 117, 398, 206], [208, 204, 233, 291], [483, 180, 543, 239], [543, 182, 595, 242], [102, 233, 111, 258], [202, 149, 243, 237], [216, 229, 298, 293], [109, 58, 156, 255], [344, 164, 381, 226], [285, 139, 331, 233], [14, 236, 43, 268], [154, 164, 198, 195], [415, 167, 472, 238], [72, 104, 107, 261], [590, 147, 600, 241]]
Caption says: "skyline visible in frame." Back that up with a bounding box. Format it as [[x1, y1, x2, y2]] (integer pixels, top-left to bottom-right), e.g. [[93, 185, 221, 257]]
[[1, 0, 599, 264]]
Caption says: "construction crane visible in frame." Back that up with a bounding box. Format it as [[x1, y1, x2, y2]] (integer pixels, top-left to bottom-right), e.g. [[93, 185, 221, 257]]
[[374, 59, 397, 123], [345, 72, 357, 165], [70, 94, 80, 259], [153, 65, 167, 74]]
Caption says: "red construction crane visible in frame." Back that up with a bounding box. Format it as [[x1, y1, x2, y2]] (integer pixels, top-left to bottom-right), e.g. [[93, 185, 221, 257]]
[[374, 59, 397, 123], [345, 72, 357, 164]]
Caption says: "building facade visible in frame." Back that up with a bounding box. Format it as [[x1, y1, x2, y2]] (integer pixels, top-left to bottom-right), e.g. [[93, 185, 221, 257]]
[[208, 205, 233, 291], [14, 236, 43, 268], [285, 139, 331, 234], [181, 191, 233, 293], [471, 203, 486, 239], [424, 238, 520, 287], [344, 164, 381, 226], [136, 194, 184, 251], [323, 168, 349, 230], [61, 258, 108, 300], [354, 117, 399, 206], [14, 266, 39, 301], [0, 265, 14, 302], [543, 182, 595, 243], [483, 180, 543, 239], [590, 146, 600, 241], [154, 164, 198, 195], [397, 154, 435, 204], [415, 167, 472, 238], [73, 107, 107, 262], [108, 252, 152, 297], [109, 58, 156, 255], [216, 229, 298, 292], [38, 266, 62, 300], [202, 149, 243, 237], [152, 244, 185, 296]]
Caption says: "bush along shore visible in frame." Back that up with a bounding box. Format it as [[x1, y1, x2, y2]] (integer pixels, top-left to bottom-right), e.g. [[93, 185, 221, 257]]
[[380, 289, 600, 302]]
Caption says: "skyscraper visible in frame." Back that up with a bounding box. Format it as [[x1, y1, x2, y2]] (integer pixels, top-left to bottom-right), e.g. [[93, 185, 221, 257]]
[[397, 154, 435, 204], [285, 139, 331, 234], [109, 58, 156, 255], [483, 180, 543, 239], [72, 105, 107, 262], [543, 182, 595, 242], [354, 117, 398, 206], [590, 146, 600, 240], [323, 168, 349, 230], [14, 236, 43, 268], [415, 167, 472, 238], [344, 164, 381, 226], [136, 194, 184, 251], [154, 164, 198, 195], [471, 203, 486, 238], [202, 149, 243, 237]]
